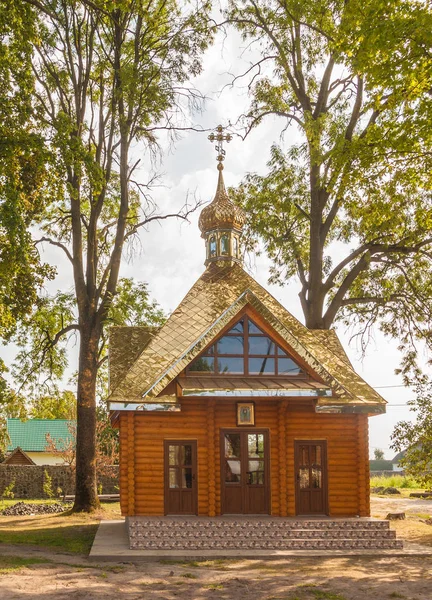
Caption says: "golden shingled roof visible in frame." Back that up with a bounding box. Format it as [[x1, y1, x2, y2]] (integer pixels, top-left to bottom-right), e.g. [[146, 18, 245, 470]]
[[109, 262, 386, 407], [109, 326, 159, 391]]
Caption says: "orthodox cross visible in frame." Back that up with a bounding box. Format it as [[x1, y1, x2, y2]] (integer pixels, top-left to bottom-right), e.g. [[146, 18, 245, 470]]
[[208, 125, 232, 168]]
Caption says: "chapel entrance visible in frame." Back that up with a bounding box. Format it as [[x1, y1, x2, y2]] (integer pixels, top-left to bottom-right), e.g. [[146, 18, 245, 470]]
[[221, 429, 270, 515], [294, 440, 328, 516], [164, 440, 198, 515]]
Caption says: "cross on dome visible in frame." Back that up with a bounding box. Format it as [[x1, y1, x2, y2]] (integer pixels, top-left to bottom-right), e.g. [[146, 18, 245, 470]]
[[208, 124, 233, 169], [198, 125, 245, 266]]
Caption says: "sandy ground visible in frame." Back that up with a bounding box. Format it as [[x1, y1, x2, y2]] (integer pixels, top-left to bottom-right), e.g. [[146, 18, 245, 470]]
[[0, 496, 431, 600]]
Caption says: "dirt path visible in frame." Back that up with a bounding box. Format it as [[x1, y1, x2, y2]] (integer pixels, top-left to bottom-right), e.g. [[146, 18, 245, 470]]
[[372, 495, 432, 513], [0, 545, 431, 600]]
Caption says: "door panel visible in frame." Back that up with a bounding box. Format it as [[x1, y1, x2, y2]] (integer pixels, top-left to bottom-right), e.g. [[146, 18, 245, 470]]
[[164, 440, 197, 515], [294, 440, 328, 515], [221, 430, 270, 514]]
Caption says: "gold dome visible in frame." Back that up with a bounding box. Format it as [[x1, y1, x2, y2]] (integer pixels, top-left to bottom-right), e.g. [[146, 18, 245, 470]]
[[198, 165, 246, 236]]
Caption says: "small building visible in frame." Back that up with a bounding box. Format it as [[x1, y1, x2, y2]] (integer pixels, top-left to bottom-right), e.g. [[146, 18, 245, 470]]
[[4, 419, 75, 466], [2, 447, 36, 466], [109, 160, 386, 519], [392, 450, 406, 472]]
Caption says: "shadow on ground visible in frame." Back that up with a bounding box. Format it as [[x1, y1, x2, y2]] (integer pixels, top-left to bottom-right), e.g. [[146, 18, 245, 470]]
[[0, 554, 431, 600]]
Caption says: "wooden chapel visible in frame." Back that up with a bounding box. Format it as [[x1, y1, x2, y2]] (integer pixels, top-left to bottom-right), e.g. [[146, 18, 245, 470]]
[[108, 133, 386, 519]]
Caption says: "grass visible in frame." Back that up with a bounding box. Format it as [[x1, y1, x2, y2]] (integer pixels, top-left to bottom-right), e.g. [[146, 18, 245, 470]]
[[0, 556, 51, 575], [370, 475, 422, 489], [0, 500, 121, 555], [0, 520, 98, 554], [204, 583, 224, 590]]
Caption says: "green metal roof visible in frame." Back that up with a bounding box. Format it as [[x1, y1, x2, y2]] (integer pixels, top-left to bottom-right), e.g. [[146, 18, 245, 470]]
[[6, 419, 75, 452]]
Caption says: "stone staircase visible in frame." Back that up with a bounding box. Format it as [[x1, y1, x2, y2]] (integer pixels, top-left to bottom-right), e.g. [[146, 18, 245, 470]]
[[128, 517, 403, 551]]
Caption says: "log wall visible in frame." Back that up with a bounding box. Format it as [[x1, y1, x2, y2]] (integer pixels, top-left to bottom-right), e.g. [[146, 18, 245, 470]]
[[118, 399, 370, 517]]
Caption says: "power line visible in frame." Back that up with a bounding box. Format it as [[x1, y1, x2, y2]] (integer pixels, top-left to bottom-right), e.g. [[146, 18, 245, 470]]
[[373, 384, 411, 389]]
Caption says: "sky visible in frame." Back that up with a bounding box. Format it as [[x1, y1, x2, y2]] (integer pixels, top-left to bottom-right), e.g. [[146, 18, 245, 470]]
[[2, 15, 420, 460]]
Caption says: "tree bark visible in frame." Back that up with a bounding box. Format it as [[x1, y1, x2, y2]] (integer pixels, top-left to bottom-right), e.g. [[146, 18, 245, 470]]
[[73, 323, 100, 512]]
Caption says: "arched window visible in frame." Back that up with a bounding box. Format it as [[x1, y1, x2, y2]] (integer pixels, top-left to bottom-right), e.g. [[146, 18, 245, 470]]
[[233, 236, 239, 258], [209, 235, 217, 258], [220, 234, 229, 256], [188, 316, 304, 376]]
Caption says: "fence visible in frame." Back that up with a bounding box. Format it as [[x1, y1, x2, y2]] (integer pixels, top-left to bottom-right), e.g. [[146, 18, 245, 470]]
[[0, 465, 119, 499]]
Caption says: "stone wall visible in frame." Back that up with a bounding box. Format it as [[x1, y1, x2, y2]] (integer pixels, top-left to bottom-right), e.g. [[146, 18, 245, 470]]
[[0, 465, 119, 498]]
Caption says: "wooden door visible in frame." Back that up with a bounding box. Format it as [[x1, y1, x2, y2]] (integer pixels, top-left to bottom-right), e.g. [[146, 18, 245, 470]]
[[221, 430, 270, 515], [164, 440, 198, 515], [294, 440, 328, 516]]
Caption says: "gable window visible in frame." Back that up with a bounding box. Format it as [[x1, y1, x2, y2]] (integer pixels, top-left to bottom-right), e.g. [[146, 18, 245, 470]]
[[188, 316, 304, 376]]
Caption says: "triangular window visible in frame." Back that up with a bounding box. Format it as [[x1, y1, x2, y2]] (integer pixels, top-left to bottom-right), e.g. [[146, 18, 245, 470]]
[[188, 316, 304, 376]]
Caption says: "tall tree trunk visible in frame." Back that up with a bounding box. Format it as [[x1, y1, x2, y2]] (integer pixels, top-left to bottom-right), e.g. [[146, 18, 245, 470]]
[[305, 172, 326, 329], [73, 324, 100, 512]]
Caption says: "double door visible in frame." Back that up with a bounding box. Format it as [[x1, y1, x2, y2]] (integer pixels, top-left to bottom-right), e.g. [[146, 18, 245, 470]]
[[221, 429, 270, 514]]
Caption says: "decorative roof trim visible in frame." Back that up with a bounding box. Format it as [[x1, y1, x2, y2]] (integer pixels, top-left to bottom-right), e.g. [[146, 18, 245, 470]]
[[109, 401, 181, 413], [315, 404, 385, 415], [182, 388, 333, 398]]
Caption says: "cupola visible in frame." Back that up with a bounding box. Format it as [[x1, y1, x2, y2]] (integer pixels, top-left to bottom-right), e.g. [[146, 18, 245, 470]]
[[199, 126, 245, 266]]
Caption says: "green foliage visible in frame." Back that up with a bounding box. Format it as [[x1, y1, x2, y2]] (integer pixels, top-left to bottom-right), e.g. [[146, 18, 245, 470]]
[[392, 382, 432, 489], [43, 470, 55, 499], [370, 475, 421, 489], [12, 291, 77, 395], [0, 372, 27, 453], [227, 0, 432, 372], [31, 391, 77, 420], [107, 278, 165, 328], [2, 479, 15, 499], [0, 0, 56, 341], [374, 448, 385, 460]]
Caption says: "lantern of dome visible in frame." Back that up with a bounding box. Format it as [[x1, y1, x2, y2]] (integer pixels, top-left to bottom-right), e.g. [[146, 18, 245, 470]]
[[199, 126, 245, 266]]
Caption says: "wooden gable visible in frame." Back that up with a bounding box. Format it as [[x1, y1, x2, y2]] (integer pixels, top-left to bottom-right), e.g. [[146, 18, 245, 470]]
[[3, 447, 36, 465]]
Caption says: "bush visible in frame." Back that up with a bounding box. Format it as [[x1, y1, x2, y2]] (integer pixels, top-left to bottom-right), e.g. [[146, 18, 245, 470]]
[[43, 470, 54, 499], [370, 475, 421, 489], [2, 480, 15, 499]]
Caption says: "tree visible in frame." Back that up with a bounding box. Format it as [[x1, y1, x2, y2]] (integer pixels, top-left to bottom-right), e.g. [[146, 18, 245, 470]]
[[392, 382, 432, 490], [0, 385, 27, 457], [31, 390, 77, 420], [0, 1, 57, 403], [4, 0, 212, 511], [374, 449, 385, 461], [226, 0, 432, 372]]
